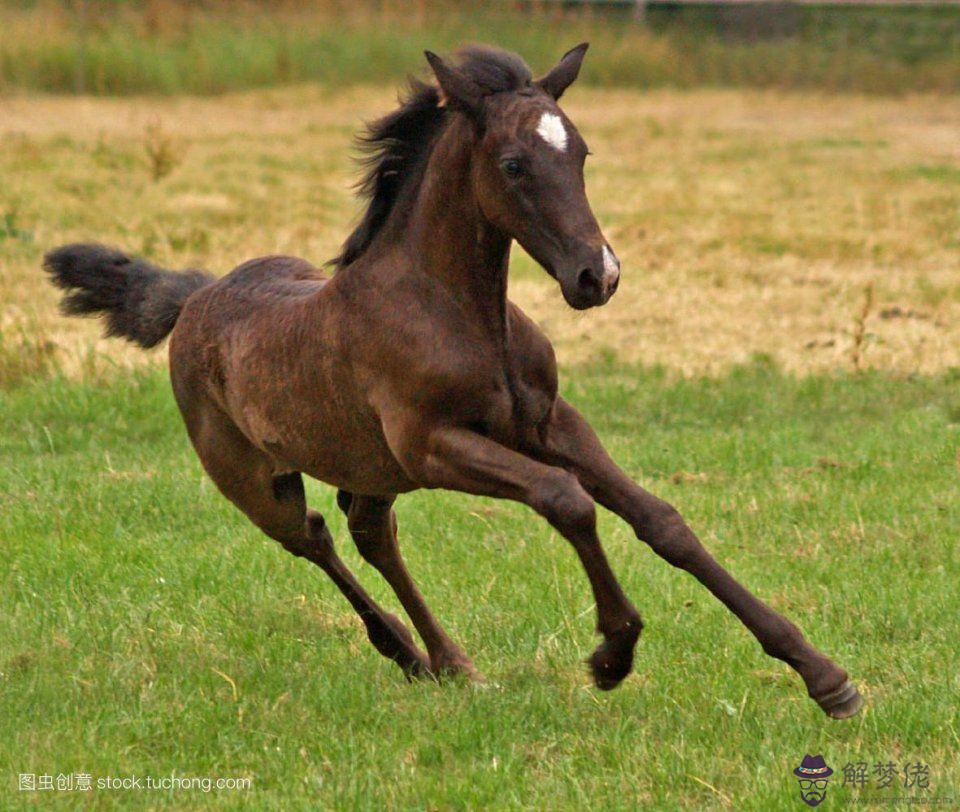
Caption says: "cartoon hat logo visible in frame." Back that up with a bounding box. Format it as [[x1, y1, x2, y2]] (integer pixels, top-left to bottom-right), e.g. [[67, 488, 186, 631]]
[[794, 754, 833, 807]]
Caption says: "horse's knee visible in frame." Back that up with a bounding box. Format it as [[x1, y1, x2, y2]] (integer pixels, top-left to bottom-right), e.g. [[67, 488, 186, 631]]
[[638, 500, 699, 568], [533, 471, 596, 537]]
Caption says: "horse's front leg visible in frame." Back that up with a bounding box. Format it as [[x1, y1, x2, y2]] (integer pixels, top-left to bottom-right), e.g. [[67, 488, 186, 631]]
[[393, 424, 642, 689], [529, 397, 863, 718], [338, 491, 480, 680]]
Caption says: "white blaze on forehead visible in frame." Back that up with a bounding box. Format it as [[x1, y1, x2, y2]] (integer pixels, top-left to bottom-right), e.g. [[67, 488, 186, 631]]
[[602, 245, 618, 276], [535, 112, 568, 153]]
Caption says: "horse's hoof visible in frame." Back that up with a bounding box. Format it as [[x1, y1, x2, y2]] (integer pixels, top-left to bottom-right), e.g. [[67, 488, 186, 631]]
[[590, 663, 626, 691], [433, 659, 483, 684], [430, 650, 484, 683], [588, 623, 641, 691], [816, 680, 863, 719], [402, 654, 435, 682]]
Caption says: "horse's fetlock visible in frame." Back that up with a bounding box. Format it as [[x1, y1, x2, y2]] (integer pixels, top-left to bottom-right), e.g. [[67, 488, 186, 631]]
[[600, 606, 643, 640], [623, 608, 644, 635], [761, 619, 803, 661]]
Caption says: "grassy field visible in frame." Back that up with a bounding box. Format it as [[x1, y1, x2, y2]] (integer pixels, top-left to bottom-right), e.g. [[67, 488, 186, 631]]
[[2, 364, 958, 807], [1, 1, 959, 96], [1, 78, 959, 807]]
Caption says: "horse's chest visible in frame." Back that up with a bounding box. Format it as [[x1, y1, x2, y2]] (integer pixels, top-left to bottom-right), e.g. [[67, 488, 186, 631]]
[[507, 372, 554, 428], [480, 356, 557, 443]]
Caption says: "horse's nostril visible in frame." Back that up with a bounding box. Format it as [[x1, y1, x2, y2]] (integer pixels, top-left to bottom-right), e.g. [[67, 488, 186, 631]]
[[577, 268, 599, 291]]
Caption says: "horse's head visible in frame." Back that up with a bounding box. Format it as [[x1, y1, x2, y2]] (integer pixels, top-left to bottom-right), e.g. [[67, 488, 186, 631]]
[[426, 44, 619, 310]]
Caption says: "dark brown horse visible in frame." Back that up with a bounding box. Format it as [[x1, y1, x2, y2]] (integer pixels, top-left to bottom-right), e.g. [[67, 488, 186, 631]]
[[44, 44, 861, 717]]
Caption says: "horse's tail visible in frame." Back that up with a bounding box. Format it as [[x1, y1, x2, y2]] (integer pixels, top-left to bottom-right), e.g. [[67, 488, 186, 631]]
[[43, 243, 214, 349]]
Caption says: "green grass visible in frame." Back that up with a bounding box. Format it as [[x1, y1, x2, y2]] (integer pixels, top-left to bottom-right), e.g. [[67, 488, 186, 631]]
[[1, 360, 958, 808], [1, 1, 959, 96]]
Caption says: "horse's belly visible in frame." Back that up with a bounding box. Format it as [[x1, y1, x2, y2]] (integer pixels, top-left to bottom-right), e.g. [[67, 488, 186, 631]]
[[238, 398, 415, 496], [300, 424, 416, 496]]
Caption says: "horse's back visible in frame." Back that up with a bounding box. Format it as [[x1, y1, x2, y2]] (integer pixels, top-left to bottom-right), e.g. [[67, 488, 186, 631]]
[[209, 254, 329, 303], [169, 254, 330, 404], [172, 255, 328, 351]]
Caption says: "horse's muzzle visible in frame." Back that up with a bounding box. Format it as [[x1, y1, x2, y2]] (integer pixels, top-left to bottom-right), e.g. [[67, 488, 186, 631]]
[[558, 243, 620, 310]]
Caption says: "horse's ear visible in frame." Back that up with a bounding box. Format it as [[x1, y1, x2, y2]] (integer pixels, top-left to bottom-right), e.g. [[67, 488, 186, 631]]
[[536, 42, 589, 101], [424, 51, 483, 117]]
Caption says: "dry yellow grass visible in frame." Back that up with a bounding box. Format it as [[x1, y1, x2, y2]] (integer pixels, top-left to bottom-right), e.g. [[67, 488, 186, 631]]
[[2, 84, 959, 381]]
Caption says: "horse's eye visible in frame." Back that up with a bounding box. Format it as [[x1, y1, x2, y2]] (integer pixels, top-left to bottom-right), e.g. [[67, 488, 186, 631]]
[[501, 158, 523, 179]]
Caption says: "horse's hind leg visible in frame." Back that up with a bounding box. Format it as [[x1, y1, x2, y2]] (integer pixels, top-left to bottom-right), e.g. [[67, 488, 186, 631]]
[[184, 404, 430, 679], [338, 492, 479, 680]]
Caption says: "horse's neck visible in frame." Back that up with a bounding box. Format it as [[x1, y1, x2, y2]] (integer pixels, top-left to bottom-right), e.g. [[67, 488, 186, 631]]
[[405, 122, 512, 345]]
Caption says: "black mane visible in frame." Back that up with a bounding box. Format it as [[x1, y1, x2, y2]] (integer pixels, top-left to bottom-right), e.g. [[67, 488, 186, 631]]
[[330, 46, 533, 270]]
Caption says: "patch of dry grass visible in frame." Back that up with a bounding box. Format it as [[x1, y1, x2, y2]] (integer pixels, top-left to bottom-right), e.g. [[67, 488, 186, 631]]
[[1, 85, 959, 382]]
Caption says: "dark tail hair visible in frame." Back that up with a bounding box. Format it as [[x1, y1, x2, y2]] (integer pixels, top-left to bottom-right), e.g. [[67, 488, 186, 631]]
[[43, 243, 213, 349]]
